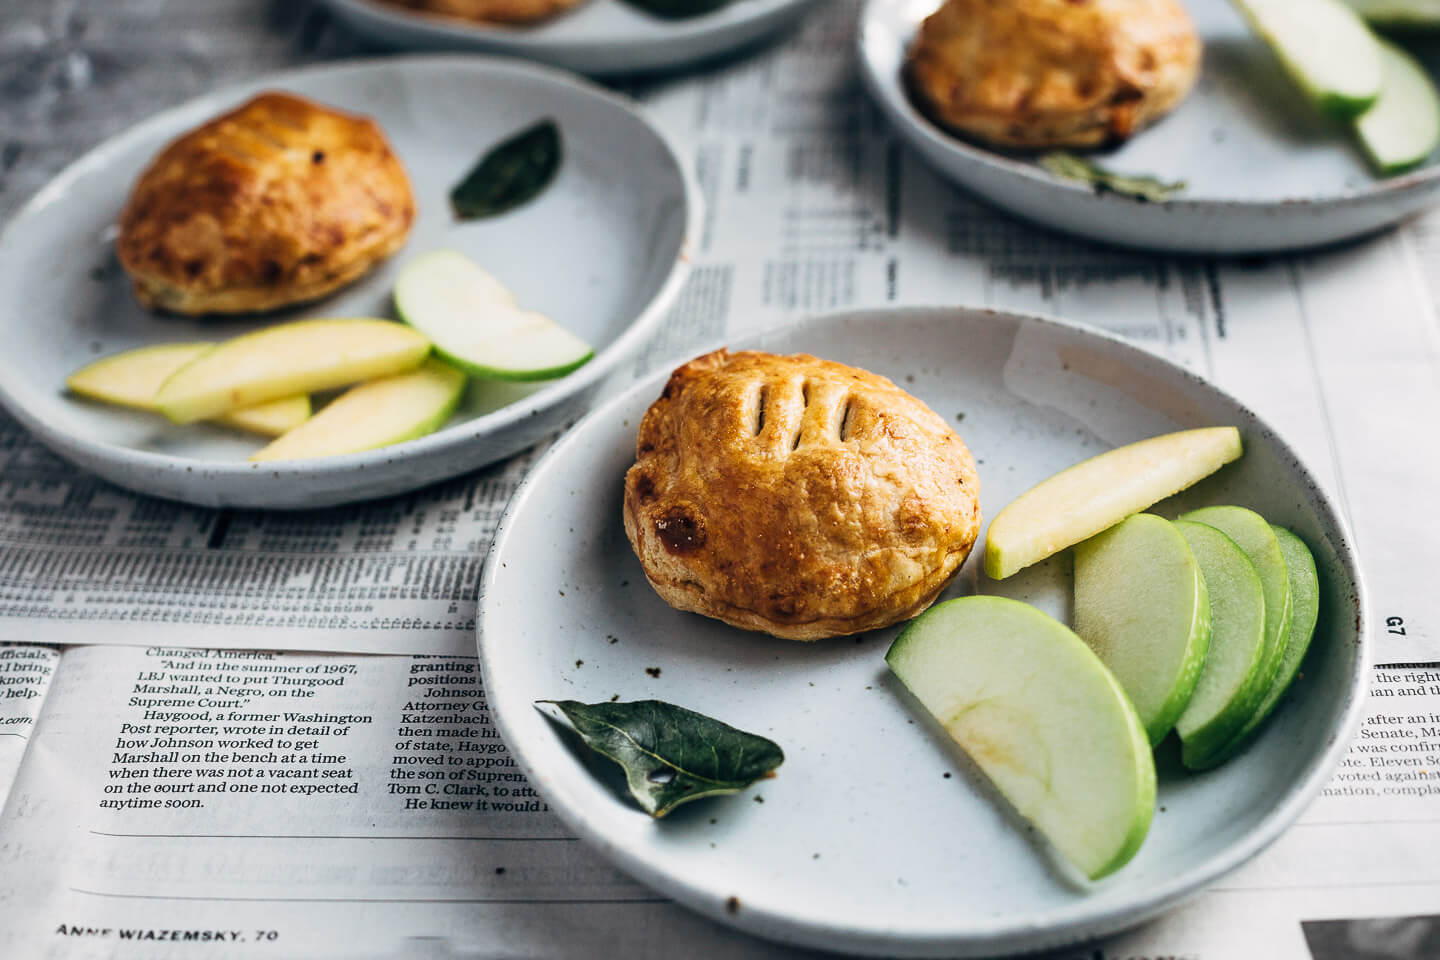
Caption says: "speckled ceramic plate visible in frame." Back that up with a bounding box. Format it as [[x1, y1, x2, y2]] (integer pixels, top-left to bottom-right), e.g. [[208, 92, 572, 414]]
[[860, 0, 1440, 253], [320, 0, 824, 76], [478, 306, 1368, 957], [0, 56, 698, 509]]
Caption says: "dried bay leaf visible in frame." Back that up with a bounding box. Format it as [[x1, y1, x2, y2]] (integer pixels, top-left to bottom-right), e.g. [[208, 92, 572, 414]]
[[538, 699, 783, 817], [1039, 152, 1186, 203], [450, 119, 561, 220], [621, 0, 732, 18]]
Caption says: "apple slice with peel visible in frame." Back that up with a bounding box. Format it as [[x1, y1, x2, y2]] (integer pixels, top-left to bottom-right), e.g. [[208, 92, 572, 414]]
[[1074, 514, 1211, 746], [66, 343, 311, 436], [1173, 520, 1268, 768], [395, 249, 593, 381], [1343, 0, 1440, 29], [1231, 0, 1383, 118], [1355, 39, 1440, 176], [1179, 506, 1292, 720], [984, 427, 1242, 580], [886, 596, 1155, 880], [1202, 526, 1321, 767], [154, 319, 431, 424], [250, 358, 466, 462]]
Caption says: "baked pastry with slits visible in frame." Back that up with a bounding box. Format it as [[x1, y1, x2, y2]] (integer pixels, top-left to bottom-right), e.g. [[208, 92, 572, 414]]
[[116, 92, 414, 315], [906, 0, 1201, 149], [622, 350, 982, 641], [377, 0, 588, 26]]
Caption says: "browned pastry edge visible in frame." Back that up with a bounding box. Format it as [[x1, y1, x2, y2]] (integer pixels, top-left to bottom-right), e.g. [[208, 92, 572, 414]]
[[620, 520, 970, 641], [126, 228, 409, 315]]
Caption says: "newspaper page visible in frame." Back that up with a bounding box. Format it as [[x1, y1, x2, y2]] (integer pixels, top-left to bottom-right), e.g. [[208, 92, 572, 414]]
[[0, 645, 812, 959], [0, 639, 1434, 959], [0, 420, 533, 655], [1, 0, 1438, 958], [0, 645, 58, 809]]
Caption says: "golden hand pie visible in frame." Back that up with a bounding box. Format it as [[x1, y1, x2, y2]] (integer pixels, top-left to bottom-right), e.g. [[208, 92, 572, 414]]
[[906, 0, 1202, 149], [378, 0, 588, 25], [622, 350, 982, 641], [116, 92, 414, 315]]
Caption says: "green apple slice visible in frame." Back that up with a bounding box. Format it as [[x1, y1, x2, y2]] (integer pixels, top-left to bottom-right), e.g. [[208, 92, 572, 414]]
[[1173, 520, 1269, 768], [66, 343, 311, 436], [886, 596, 1155, 880], [1074, 514, 1212, 746], [250, 358, 465, 462], [1179, 506, 1292, 714], [1355, 39, 1440, 175], [1344, 0, 1440, 28], [984, 427, 1242, 580], [220, 395, 313, 436], [69, 343, 217, 408], [1231, 0, 1383, 117], [395, 249, 593, 382], [1203, 526, 1322, 767], [154, 319, 431, 424]]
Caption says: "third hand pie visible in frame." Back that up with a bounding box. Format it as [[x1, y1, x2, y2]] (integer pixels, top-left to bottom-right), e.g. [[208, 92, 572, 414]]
[[906, 0, 1202, 149], [622, 350, 981, 641], [116, 91, 414, 316]]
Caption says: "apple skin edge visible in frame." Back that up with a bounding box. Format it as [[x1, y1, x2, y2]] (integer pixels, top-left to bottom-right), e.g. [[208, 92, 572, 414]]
[[1073, 514, 1214, 747], [1190, 525, 1322, 769], [886, 596, 1156, 881], [1355, 39, 1440, 176], [248, 359, 466, 462], [65, 342, 313, 436], [1172, 519, 1269, 769], [1091, 763, 1157, 881], [1179, 506, 1294, 733], [1230, 0, 1383, 120], [433, 342, 594, 383], [1143, 560, 1211, 747], [393, 249, 594, 383], [983, 426, 1243, 581], [154, 318, 431, 424]]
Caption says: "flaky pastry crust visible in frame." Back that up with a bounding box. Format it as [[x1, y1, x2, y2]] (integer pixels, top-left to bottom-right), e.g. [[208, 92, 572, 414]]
[[906, 0, 1201, 149], [378, 0, 588, 25], [116, 92, 414, 315], [622, 350, 981, 641]]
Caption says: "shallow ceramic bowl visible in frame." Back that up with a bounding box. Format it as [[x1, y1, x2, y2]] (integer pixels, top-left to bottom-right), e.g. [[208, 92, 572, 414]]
[[859, 0, 1440, 253], [0, 56, 698, 509], [321, 0, 825, 76], [478, 306, 1368, 957]]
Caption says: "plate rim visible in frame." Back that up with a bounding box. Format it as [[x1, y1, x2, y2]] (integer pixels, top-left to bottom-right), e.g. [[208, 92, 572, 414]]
[[857, 0, 1440, 212], [320, 0, 826, 70], [476, 304, 1371, 956], [0, 53, 702, 503]]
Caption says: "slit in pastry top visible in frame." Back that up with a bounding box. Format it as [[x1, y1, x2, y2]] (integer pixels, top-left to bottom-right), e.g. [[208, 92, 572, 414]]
[[742, 374, 865, 455]]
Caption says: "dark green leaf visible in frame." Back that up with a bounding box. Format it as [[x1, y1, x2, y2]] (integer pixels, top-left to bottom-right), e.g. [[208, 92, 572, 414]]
[[620, 0, 731, 18], [450, 120, 562, 220], [538, 699, 783, 818], [1038, 152, 1186, 203]]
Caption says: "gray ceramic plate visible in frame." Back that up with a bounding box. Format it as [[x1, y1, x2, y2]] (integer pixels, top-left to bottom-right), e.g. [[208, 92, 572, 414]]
[[859, 0, 1440, 253], [0, 56, 698, 509], [320, 0, 825, 76], [478, 306, 1368, 957]]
